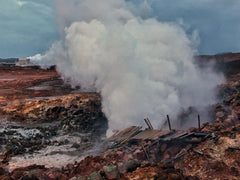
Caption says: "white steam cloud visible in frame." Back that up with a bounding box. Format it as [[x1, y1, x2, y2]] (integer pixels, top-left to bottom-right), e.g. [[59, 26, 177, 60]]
[[31, 0, 224, 135]]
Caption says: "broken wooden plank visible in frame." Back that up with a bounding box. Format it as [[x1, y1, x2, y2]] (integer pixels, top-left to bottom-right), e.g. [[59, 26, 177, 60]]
[[167, 115, 172, 130], [228, 147, 240, 151], [192, 149, 203, 155], [192, 132, 209, 137], [174, 151, 186, 160], [146, 118, 154, 129], [142, 144, 150, 161], [144, 118, 153, 130], [131, 129, 170, 140], [107, 126, 142, 142], [160, 130, 187, 141], [198, 114, 201, 131], [119, 127, 142, 145], [176, 132, 194, 140]]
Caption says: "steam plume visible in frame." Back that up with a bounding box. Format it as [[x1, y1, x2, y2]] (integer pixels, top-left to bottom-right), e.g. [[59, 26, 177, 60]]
[[30, 0, 224, 135]]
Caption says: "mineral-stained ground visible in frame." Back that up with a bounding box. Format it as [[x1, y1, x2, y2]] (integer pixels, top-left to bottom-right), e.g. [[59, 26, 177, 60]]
[[0, 53, 240, 180]]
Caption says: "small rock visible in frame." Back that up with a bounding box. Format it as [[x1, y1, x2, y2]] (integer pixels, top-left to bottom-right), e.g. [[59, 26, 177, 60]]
[[28, 113, 38, 119], [0, 167, 7, 175], [21, 173, 39, 180], [123, 153, 133, 162], [115, 151, 124, 159], [103, 165, 119, 180], [89, 171, 104, 180], [69, 176, 85, 180], [72, 143, 81, 149], [168, 173, 182, 180], [125, 159, 140, 173], [216, 111, 225, 119], [133, 149, 145, 160]]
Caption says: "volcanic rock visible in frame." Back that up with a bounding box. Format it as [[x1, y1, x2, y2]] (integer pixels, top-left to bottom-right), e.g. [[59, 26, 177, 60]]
[[103, 165, 120, 180], [125, 159, 140, 173]]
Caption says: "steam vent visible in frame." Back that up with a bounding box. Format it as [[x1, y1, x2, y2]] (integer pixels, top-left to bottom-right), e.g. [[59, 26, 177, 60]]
[[1, 0, 240, 179], [0, 52, 239, 179]]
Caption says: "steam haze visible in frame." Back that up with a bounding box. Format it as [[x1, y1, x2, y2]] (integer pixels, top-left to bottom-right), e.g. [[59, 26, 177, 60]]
[[29, 0, 225, 135]]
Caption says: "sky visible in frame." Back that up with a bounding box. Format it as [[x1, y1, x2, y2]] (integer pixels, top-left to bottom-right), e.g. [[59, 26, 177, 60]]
[[0, 0, 58, 58], [0, 0, 240, 58]]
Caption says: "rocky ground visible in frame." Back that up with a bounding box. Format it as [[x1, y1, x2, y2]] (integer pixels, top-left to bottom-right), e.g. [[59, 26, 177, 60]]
[[0, 53, 240, 179], [0, 66, 108, 179]]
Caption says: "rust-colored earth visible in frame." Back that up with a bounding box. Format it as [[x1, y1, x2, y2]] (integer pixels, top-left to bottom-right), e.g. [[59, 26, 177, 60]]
[[0, 53, 240, 180], [0, 66, 72, 106]]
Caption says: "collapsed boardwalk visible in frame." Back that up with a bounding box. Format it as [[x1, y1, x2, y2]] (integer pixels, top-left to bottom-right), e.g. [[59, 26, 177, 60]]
[[107, 125, 213, 165], [61, 120, 240, 180]]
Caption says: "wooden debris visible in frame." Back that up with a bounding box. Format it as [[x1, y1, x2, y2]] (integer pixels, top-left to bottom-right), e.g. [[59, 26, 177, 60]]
[[131, 129, 170, 141], [107, 126, 142, 142], [228, 147, 240, 151], [192, 149, 203, 155], [144, 118, 153, 130], [142, 144, 150, 161], [124, 146, 133, 151], [174, 151, 186, 160], [198, 114, 201, 131], [167, 115, 172, 131]]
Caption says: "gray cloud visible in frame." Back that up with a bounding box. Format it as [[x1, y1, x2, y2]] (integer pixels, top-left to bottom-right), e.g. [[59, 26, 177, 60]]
[[1, 0, 240, 57], [128, 0, 240, 54], [0, 0, 58, 58]]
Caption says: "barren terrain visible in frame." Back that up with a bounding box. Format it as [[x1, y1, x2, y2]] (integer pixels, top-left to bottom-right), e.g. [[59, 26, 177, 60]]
[[0, 53, 240, 179]]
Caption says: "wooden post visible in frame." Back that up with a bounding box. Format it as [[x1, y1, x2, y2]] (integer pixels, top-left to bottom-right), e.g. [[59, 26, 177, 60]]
[[167, 115, 172, 131], [144, 118, 152, 129], [198, 114, 201, 131], [146, 118, 153, 129], [142, 144, 150, 161]]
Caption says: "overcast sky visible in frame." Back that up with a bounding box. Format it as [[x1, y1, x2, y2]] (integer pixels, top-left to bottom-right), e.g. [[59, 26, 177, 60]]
[[0, 0, 240, 58], [0, 0, 58, 58]]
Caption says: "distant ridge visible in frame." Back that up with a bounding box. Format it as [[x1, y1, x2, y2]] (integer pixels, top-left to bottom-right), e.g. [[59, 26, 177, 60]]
[[0, 58, 18, 63], [196, 52, 240, 63]]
